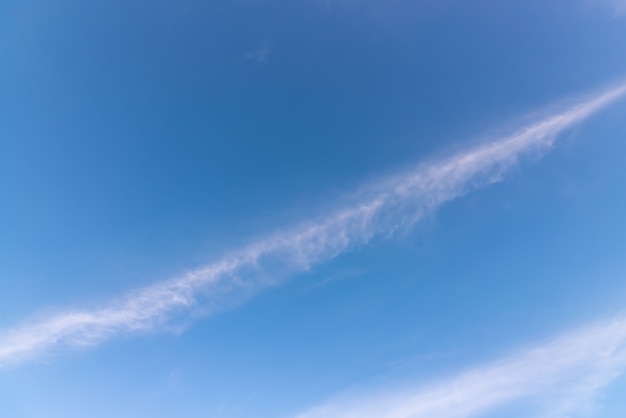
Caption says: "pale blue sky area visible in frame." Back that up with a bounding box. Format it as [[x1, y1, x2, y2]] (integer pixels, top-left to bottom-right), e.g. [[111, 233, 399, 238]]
[[2, 1, 626, 417]]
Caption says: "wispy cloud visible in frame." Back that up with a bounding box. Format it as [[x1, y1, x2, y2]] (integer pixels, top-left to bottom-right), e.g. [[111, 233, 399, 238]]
[[301, 268, 368, 291], [245, 41, 271, 63], [597, 0, 626, 16], [295, 317, 626, 418], [1, 83, 625, 366]]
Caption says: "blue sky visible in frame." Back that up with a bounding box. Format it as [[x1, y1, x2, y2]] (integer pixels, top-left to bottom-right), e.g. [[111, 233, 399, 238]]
[[2, 0, 626, 417]]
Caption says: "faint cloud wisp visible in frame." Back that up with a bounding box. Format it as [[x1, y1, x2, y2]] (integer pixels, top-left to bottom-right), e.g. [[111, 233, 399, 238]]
[[245, 41, 271, 63], [593, 0, 626, 16]]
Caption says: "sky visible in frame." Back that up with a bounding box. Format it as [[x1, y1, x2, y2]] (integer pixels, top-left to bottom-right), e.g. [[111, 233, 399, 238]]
[[2, 0, 626, 417]]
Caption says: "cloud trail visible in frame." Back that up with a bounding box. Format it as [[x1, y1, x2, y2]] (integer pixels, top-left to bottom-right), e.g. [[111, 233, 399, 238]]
[[295, 316, 626, 418], [1, 83, 625, 366]]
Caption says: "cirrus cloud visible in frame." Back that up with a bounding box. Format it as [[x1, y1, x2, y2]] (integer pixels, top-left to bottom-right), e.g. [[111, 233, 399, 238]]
[[1, 82, 625, 367]]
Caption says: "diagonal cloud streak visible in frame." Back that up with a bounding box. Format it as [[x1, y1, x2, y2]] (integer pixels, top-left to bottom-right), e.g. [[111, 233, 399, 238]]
[[1, 83, 625, 366], [295, 317, 626, 418]]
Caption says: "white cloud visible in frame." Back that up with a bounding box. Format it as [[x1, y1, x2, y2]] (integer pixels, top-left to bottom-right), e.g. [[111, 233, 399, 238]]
[[294, 317, 626, 418], [1, 83, 625, 366]]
